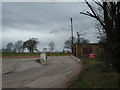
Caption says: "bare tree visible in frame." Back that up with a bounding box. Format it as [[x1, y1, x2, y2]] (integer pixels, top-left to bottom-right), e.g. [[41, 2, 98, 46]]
[[76, 31, 89, 44], [6, 42, 14, 52], [23, 38, 39, 53], [80, 38, 89, 44], [14, 40, 23, 53], [64, 37, 77, 50], [80, 1, 120, 72], [64, 35, 89, 51], [48, 41, 55, 52]]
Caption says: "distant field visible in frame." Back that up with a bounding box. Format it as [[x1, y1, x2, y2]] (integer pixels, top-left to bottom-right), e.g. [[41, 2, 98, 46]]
[[2, 52, 72, 57], [0, 53, 1, 57], [70, 58, 119, 88]]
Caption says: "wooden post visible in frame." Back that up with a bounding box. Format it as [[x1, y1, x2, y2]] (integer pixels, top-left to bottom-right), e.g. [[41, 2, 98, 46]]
[[70, 18, 73, 53]]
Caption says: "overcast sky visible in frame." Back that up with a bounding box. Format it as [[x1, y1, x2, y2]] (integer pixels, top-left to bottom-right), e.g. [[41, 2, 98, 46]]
[[2, 2, 99, 51]]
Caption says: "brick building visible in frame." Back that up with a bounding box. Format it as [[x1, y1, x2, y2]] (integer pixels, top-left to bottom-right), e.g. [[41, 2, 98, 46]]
[[73, 43, 100, 58]]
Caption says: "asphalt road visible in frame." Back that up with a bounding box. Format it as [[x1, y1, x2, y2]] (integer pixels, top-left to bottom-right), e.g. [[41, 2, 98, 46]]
[[2, 56, 83, 88]]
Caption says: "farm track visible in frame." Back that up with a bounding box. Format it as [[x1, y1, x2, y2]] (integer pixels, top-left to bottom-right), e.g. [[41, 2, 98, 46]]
[[2, 56, 82, 88]]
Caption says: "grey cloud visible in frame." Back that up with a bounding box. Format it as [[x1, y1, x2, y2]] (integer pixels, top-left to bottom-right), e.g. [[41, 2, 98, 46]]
[[2, 2, 98, 51], [2, 2, 91, 28]]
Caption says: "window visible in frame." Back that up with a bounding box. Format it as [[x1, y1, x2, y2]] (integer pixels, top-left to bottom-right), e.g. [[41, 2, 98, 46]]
[[82, 48, 92, 54]]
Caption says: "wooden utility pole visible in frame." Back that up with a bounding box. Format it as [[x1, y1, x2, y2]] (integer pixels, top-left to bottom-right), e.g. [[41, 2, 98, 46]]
[[77, 32, 80, 44], [70, 18, 73, 53]]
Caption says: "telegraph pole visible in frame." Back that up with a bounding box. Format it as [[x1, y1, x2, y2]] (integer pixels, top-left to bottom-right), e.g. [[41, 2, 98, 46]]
[[77, 32, 80, 44], [70, 18, 73, 53]]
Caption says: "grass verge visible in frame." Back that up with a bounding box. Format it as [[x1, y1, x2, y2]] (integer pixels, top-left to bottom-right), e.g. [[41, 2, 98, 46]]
[[70, 58, 119, 88], [2, 52, 72, 57]]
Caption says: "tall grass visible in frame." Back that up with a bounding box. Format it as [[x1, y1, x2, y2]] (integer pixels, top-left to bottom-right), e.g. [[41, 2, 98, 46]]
[[70, 58, 119, 88]]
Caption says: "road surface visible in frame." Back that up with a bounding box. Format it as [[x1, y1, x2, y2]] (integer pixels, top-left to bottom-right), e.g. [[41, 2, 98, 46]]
[[2, 56, 83, 88]]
